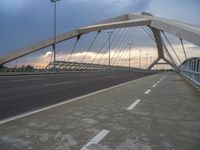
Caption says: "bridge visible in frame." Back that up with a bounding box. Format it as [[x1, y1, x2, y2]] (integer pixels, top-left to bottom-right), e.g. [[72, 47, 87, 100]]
[[0, 12, 200, 150]]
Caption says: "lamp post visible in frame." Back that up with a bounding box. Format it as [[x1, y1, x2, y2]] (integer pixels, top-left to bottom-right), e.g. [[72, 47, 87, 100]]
[[128, 43, 133, 70], [145, 53, 148, 68], [107, 31, 113, 69], [50, 0, 60, 72], [139, 49, 142, 68]]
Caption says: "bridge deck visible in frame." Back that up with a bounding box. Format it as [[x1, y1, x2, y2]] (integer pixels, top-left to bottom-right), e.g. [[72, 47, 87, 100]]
[[0, 72, 200, 150]]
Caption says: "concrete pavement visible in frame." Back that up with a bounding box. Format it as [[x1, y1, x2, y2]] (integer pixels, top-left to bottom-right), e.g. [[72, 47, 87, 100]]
[[0, 72, 200, 150]]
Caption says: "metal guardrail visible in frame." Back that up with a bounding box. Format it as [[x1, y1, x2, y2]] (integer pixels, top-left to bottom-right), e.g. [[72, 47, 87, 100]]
[[179, 57, 200, 87]]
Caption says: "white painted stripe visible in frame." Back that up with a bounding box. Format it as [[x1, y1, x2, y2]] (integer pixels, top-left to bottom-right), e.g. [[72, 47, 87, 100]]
[[144, 89, 151, 94], [80, 130, 109, 150], [44, 81, 76, 86], [160, 74, 168, 81], [157, 81, 160, 84], [152, 84, 157, 87], [126, 99, 141, 111], [106, 75, 120, 78], [3, 73, 86, 78], [80, 74, 92, 77], [10, 78, 46, 82], [0, 74, 157, 125]]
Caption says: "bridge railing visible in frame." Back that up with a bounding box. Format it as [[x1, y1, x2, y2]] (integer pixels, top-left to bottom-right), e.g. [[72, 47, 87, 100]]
[[179, 57, 200, 87]]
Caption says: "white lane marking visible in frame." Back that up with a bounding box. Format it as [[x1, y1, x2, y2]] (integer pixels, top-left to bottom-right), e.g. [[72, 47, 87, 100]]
[[152, 84, 157, 88], [44, 81, 76, 86], [0, 74, 157, 125], [126, 99, 141, 111], [144, 89, 151, 94], [80, 74, 93, 77], [106, 75, 120, 78], [157, 81, 160, 84], [80, 130, 109, 150], [160, 74, 168, 81], [10, 78, 46, 82], [1, 73, 87, 78]]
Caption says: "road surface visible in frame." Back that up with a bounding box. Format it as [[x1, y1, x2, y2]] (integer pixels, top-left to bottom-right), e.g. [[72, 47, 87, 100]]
[[0, 72, 199, 150], [0, 71, 154, 120]]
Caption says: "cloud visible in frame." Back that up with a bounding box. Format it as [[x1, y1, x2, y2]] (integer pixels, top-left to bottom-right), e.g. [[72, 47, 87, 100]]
[[1, 0, 199, 68], [146, 0, 200, 26]]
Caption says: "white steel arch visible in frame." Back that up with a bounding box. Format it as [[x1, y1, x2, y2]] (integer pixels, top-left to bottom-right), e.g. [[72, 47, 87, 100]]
[[0, 12, 200, 69]]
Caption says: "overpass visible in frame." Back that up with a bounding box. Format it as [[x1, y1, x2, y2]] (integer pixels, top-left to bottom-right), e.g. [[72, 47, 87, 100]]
[[0, 12, 200, 150]]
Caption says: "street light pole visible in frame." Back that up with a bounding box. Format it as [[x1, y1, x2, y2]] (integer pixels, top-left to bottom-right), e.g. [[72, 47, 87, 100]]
[[50, 0, 59, 72], [139, 49, 142, 68], [107, 31, 113, 69], [128, 43, 133, 70], [145, 53, 148, 68]]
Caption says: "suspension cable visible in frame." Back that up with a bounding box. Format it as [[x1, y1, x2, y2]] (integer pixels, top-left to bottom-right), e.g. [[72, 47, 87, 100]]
[[122, 27, 144, 66], [109, 28, 130, 62], [80, 31, 100, 63], [119, 27, 140, 66], [97, 28, 125, 65], [121, 27, 143, 67], [180, 38, 187, 60], [123, 26, 145, 67], [111, 27, 133, 65], [90, 36, 109, 64], [68, 35, 81, 62], [142, 26, 155, 41], [162, 39, 178, 66], [49, 50, 53, 63], [162, 31, 182, 64], [104, 28, 131, 65], [91, 29, 119, 64], [161, 34, 179, 66]]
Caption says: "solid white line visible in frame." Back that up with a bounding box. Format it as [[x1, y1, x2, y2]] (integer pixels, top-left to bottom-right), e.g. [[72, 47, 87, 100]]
[[44, 81, 76, 86], [10, 78, 46, 82], [0, 73, 157, 125], [126, 99, 141, 111], [2, 73, 84, 78], [106, 75, 120, 78], [80, 74, 93, 77], [144, 89, 151, 94], [152, 84, 157, 87], [80, 130, 109, 150]]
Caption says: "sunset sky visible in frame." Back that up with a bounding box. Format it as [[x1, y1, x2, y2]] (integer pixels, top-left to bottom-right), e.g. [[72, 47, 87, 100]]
[[0, 0, 200, 69]]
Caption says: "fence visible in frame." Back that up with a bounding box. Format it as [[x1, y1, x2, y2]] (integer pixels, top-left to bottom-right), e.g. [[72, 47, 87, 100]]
[[179, 57, 200, 87]]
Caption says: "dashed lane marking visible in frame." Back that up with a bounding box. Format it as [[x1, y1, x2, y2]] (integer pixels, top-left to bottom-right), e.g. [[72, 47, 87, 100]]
[[152, 84, 157, 88], [10, 78, 46, 82], [126, 99, 141, 111], [80, 130, 109, 150], [144, 89, 151, 94], [44, 81, 76, 86]]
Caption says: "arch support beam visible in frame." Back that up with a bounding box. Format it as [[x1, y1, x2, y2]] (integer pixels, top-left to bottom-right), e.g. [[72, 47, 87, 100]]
[[0, 18, 151, 65], [0, 12, 200, 66], [147, 57, 177, 70]]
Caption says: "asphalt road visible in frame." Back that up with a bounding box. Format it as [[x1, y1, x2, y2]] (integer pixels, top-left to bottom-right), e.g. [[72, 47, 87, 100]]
[[0, 71, 154, 120]]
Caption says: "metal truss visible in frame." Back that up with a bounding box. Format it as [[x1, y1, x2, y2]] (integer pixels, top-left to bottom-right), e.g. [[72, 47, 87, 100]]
[[45, 61, 145, 72]]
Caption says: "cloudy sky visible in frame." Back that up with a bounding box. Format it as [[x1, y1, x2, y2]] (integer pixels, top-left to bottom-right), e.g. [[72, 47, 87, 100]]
[[0, 0, 200, 68]]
